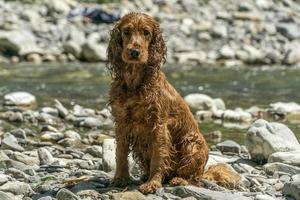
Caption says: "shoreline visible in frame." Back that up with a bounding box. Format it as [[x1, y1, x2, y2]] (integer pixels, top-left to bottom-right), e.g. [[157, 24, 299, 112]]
[[1, 0, 300, 67]]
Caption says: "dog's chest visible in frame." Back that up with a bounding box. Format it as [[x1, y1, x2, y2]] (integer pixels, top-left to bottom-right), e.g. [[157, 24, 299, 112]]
[[112, 95, 153, 124]]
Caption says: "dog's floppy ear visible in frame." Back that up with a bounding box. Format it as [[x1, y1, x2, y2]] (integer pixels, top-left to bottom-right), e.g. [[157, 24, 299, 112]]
[[107, 22, 123, 78], [148, 21, 167, 67]]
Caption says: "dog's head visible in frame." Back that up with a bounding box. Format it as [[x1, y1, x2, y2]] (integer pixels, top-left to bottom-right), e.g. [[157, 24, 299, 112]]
[[107, 13, 167, 76]]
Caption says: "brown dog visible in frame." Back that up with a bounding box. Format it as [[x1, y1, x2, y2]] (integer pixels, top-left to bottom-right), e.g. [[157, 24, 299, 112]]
[[106, 12, 231, 194]]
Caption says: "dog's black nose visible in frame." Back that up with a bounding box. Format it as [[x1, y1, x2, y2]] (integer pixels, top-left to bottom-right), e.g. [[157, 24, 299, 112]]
[[129, 49, 140, 58]]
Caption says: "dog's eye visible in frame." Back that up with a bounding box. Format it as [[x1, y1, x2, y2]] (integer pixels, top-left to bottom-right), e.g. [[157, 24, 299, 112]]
[[123, 30, 130, 36], [144, 30, 150, 36]]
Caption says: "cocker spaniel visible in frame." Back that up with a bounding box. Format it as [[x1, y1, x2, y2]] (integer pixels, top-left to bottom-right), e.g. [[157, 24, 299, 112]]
[[107, 12, 214, 194]]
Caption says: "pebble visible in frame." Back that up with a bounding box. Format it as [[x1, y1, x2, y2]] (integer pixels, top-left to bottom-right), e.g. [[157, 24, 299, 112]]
[[3, 92, 37, 108], [216, 140, 241, 155], [38, 148, 55, 165], [0, 181, 33, 195], [56, 188, 80, 200], [1, 133, 25, 152]]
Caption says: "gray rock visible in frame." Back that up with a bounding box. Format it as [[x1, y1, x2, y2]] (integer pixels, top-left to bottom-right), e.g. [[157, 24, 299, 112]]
[[263, 162, 300, 175], [277, 23, 300, 40], [284, 41, 300, 65], [5, 168, 28, 180], [7, 112, 23, 122], [256, 0, 273, 10], [219, 45, 235, 59], [268, 150, 300, 166], [37, 197, 53, 200], [184, 93, 215, 112], [40, 107, 59, 117], [64, 130, 81, 140], [292, 174, 300, 182], [46, 0, 71, 15], [283, 181, 300, 200], [40, 131, 64, 141], [54, 99, 69, 118], [63, 41, 82, 59], [82, 33, 107, 62], [73, 105, 95, 117], [268, 102, 300, 115], [12, 152, 39, 166], [0, 174, 11, 185], [102, 138, 116, 172], [173, 51, 206, 64], [211, 24, 228, 38], [242, 44, 264, 63], [85, 145, 102, 158], [206, 153, 240, 169], [0, 191, 16, 200], [38, 147, 55, 165], [1, 133, 24, 152], [79, 117, 103, 128], [0, 30, 42, 55], [163, 186, 251, 200], [3, 92, 36, 108], [0, 181, 33, 195], [238, 2, 254, 11], [221, 108, 252, 122], [26, 53, 42, 64], [245, 119, 300, 162], [57, 188, 80, 200], [111, 191, 146, 200], [216, 140, 241, 155], [255, 194, 276, 200]]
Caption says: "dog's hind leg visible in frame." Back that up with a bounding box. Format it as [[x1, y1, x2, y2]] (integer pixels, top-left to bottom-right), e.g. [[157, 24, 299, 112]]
[[173, 134, 209, 186]]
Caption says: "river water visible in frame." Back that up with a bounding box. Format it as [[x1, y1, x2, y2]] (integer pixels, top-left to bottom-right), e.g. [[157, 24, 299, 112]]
[[0, 63, 299, 144]]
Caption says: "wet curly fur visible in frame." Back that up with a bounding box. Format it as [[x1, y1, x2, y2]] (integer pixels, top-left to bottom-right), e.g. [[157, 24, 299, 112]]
[[107, 12, 214, 194]]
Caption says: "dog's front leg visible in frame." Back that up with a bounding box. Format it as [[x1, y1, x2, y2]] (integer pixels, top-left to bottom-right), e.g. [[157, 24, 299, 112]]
[[139, 124, 171, 194], [112, 126, 130, 187]]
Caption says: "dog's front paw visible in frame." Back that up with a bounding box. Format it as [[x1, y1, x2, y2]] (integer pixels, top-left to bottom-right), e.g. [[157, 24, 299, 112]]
[[112, 176, 129, 188], [139, 180, 162, 194]]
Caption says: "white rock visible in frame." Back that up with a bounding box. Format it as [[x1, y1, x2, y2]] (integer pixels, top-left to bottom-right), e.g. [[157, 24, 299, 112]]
[[64, 130, 81, 140], [246, 119, 300, 161], [173, 51, 206, 64], [102, 138, 116, 172], [285, 42, 300, 65], [268, 102, 300, 115], [216, 140, 241, 155], [0, 30, 42, 56], [0, 181, 33, 195], [268, 150, 300, 166], [283, 181, 300, 200], [213, 98, 226, 111], [206, 153, 239, 169], [219, 45, 235, 59], [82, 33, 107, 62], [263, 162, 300, 175], [222, 108, 252, 122], [184, 93, 215, 112], [4, 92, 36, 107], [38, 147, 55, 165], [45, 0, 71, 15], [255, 194, 276, 200]]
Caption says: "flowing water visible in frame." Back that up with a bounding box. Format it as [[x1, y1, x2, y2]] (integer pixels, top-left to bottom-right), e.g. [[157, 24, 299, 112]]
[[1, 63, 300, 144]]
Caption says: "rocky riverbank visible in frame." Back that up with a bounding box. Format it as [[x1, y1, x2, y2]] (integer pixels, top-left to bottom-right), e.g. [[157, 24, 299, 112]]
[[0, 91, 300, 200], [1, 0, 300, 66]]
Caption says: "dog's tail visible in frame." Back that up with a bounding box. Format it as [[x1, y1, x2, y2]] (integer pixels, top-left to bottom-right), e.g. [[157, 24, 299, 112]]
[[202, 163, 241, 189]]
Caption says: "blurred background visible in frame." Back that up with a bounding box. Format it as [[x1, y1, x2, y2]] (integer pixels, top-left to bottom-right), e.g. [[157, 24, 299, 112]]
[[0, 0, 300, 145]]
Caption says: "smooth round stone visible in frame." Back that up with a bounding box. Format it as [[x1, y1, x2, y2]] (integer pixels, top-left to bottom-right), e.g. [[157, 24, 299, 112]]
[[4, 92, 37, 108]]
